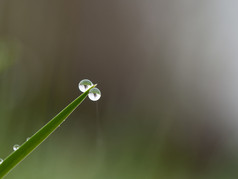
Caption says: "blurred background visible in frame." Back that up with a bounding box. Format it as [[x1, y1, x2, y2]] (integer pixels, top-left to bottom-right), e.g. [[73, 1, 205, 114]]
[[1, 0, 238, 178]]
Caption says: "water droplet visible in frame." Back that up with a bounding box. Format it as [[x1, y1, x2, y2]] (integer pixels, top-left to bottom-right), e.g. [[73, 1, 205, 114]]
[[88, 88, 101, 101], [0, 158, 3, 164], [13, 144, 20, 151], [26, 137, 30, 141], [78, 79, 93, 92]]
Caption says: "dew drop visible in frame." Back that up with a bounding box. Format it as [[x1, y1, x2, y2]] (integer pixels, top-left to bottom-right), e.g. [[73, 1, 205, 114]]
[[26, 137, 30, 141], [0, 158, 3, 164], [13, 144, 20, 151], [78, 79, 93, 92], [88, 88, 101, 101]]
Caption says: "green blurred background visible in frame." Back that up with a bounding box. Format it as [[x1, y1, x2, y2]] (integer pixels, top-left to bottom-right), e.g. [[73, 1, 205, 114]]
[[1, 0, 238, 178]]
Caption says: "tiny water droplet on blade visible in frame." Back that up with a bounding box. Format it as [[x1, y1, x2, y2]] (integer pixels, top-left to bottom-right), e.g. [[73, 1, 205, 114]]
[[78, 79, 93, 92], [88, 88, 101, 101], [26, 137, 30, 141], [0, 158, 3, 164], [13, 144, 20, 151]]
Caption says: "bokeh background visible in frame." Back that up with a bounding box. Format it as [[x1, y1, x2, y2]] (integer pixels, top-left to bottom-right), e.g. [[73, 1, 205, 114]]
[[1, 0, 238, 178]]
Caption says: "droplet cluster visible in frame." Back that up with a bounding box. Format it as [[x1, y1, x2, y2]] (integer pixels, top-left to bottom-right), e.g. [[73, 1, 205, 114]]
[[78, 79, 101, 101]]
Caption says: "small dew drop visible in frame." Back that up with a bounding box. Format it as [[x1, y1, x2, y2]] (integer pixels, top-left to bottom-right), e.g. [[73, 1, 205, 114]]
[[13, 144, 20, 151], [0, 158, 3, 164], [88, 88, 101, 101], [78, 79, 93, 92], [26, 137, 30, 141]]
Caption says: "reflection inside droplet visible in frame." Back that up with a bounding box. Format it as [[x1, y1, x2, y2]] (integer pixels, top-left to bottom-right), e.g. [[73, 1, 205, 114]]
[[78, 79, 93, 92], [88, 88, 101, 101]]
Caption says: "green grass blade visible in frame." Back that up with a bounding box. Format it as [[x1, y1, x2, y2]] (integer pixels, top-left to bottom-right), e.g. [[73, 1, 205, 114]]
[[0, 84, 96, 178]]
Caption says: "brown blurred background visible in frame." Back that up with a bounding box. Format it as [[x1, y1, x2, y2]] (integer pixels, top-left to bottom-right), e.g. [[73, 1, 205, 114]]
[[1, 0, 238, 178]]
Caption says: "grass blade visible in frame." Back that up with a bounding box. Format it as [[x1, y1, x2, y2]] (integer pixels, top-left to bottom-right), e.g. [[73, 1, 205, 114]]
[[0, 84, 96, 178]]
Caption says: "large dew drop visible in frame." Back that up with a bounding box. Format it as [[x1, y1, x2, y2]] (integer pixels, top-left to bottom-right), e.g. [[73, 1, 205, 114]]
[[88, 88, 101, 101], [78, 79, 93, 92], [13, 144, 20, 151], [0, 158, 3, 164]]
